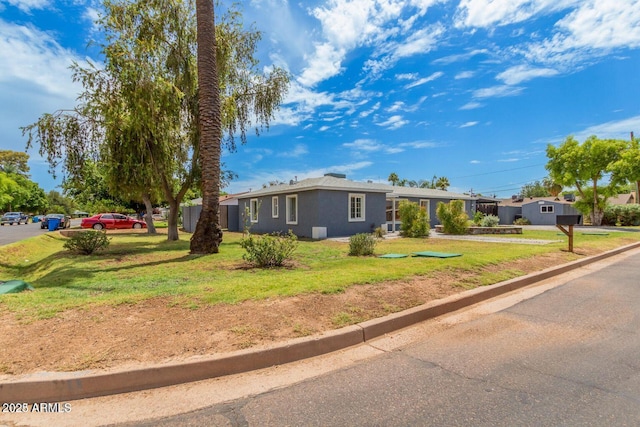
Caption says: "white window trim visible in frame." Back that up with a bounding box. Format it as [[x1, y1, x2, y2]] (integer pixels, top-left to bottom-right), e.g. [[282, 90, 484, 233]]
[[272, 196, 279, 218], [540, 205, 554, 214], [349, 193, 366, 222], [286, 194, 298, 225], [419, 199, 430, 213], [250, 198, 259, 223]]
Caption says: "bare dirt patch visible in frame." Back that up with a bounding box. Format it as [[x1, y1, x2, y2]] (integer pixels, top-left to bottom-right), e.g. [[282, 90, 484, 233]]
[[0, 251, 581, 376]]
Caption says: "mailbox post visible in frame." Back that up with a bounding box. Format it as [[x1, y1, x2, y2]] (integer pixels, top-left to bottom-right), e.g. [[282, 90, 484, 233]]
[[556, 215, 582, 252]]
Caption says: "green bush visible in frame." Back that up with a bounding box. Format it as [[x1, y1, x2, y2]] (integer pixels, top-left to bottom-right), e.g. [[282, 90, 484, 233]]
[[473, 211, 484, 225], [514, 217, 531, 225], [603, 204, 640, 226], [240, 231, 298, 267], [348, 233, 377, 256], [63, 230, 111, 255], [480, 214, 500, 227], [436, 200, 469, 235], [398, 200, 430, 238]]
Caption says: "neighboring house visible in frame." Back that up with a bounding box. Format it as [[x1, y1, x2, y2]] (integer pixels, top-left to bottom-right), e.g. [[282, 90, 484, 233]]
[[608, 192, 636, 205], [182, 192, 248, 232], [233, 174, 477, 239], [499, 196, 582, 225]]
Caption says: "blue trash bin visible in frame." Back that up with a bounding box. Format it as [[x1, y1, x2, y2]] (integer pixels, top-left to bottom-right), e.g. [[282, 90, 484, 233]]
[[48, 218, 60, 231]]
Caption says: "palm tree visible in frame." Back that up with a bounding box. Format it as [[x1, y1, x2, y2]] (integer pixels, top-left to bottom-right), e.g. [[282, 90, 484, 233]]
[[435, 176, 450, 191], [190, 0, 223, 254]]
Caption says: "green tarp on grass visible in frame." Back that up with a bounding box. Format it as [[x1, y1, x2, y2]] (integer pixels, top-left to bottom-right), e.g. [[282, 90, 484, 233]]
[[0, 280, 34, 295], [378, 253, 409, 258], [412, 251, 462, 258]]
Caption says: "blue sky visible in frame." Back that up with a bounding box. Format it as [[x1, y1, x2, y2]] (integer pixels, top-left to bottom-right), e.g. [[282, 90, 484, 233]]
[[1, 0, 640, 198]]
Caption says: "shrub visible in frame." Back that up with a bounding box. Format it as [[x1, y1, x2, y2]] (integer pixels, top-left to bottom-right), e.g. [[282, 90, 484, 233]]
[[514, 217, 531, 225], [603, 204, 640, 226], [436, 200, 469, 235], [373, 226, 386, 238], [480, 214, 500, 227], [472, 211, 484, 225], [240, 231, 298, 267], [63, 230, 111, 255], [398, 200, 430, 238], [348, 233, 377, 256]]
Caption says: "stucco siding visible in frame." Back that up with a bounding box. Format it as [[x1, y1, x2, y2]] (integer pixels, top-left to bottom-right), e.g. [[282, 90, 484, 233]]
[[237, 189, 386, 238], [522, 200, 581, 225]]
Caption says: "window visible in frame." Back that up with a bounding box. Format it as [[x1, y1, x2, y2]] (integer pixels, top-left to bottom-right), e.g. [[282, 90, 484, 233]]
[[250, 198, 259, 222], [272, 196, 279, 218], [286, 195, 298, 224], [419, 199, 430, 213], [541, 205, 554, 213], [349, 193, 365, 222]]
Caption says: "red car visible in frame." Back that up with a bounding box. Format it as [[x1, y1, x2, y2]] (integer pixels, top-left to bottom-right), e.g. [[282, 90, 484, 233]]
[[80, 213, 147, 230]]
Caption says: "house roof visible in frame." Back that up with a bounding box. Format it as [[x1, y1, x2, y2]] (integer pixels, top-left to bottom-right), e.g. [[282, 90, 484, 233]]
[[237, 175, 475, 200], [500, 196, 576, 207], [608, 192, 636, 205]]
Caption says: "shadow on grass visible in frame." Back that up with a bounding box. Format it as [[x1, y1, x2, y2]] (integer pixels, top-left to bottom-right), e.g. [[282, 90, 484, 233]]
[[12, 235, 245, 290]]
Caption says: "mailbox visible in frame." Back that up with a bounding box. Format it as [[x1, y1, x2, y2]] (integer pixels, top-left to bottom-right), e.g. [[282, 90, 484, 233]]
[[556, 215, 582, 225]]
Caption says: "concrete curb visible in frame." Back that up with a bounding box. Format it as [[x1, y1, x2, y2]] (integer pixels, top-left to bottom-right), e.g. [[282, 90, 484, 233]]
[[2, 241, 639, 403]]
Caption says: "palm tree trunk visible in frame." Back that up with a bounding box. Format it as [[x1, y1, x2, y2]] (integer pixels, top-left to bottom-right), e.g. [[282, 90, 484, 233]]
[[190, 0, 223, 254]]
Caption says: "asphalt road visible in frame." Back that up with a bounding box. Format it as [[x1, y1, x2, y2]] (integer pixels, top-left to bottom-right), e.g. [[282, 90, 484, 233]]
[[119, 250, 640, 426], [0, 221, 48, 245], [0, 219, 82, 246]]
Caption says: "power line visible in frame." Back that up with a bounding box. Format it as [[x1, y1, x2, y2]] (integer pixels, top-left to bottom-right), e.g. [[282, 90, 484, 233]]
[[451, 163, 546, 179]]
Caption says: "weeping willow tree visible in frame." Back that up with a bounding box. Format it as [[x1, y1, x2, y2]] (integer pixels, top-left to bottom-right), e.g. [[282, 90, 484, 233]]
[[23, 0, 288, 242]]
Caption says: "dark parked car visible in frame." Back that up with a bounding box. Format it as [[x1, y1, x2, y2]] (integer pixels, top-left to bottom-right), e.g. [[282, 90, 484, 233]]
[[81, 213, 146, 230], [1, 212, 28, 225], [41, 214, 71, 229]]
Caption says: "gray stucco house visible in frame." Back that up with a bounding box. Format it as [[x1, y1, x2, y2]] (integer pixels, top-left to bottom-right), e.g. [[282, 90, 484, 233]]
[[499, 196, 582, 225], [232, 174, 476, 238]]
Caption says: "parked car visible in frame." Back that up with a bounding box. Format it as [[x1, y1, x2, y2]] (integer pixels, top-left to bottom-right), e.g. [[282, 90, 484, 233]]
[[80, 213, 147, 230], [0, 212, 28, 225], [40, 214, 71, 230]]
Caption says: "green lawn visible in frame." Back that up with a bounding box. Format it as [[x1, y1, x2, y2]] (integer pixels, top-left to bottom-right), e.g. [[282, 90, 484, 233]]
[[1, 228, 638, 319]]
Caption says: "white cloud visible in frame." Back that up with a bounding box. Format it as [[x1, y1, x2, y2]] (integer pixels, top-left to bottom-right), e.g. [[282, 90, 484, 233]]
[[470, 160, 481, 164], [279, 144, 309, 158], [0, 20, 83, 98], [343, 138, 405, 155], [396, 72, 419, 80], [399, 141, 438, 149], [343, 138, 383, 152], [376, 115, 409, 130], [496, 65, 559, 85], [460, 121, 479, 128], [432, 48, 489, 65], [298, 0, 444, 86], [473, 85, 524, 98], [460, 101, 483, 110], [572, 115, 640, 141], [521, 1, 640, 67], [454, 0, 578, 28], [404, 71, 444, 89], [387, 101, 406, 113], [455, 71, 475, 79], [365, 24, 445, 78], [2, 0, 51, 13], [227, 161, 374, 194], [359, 102, 380, 118], [297, 42, 345, 87]]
